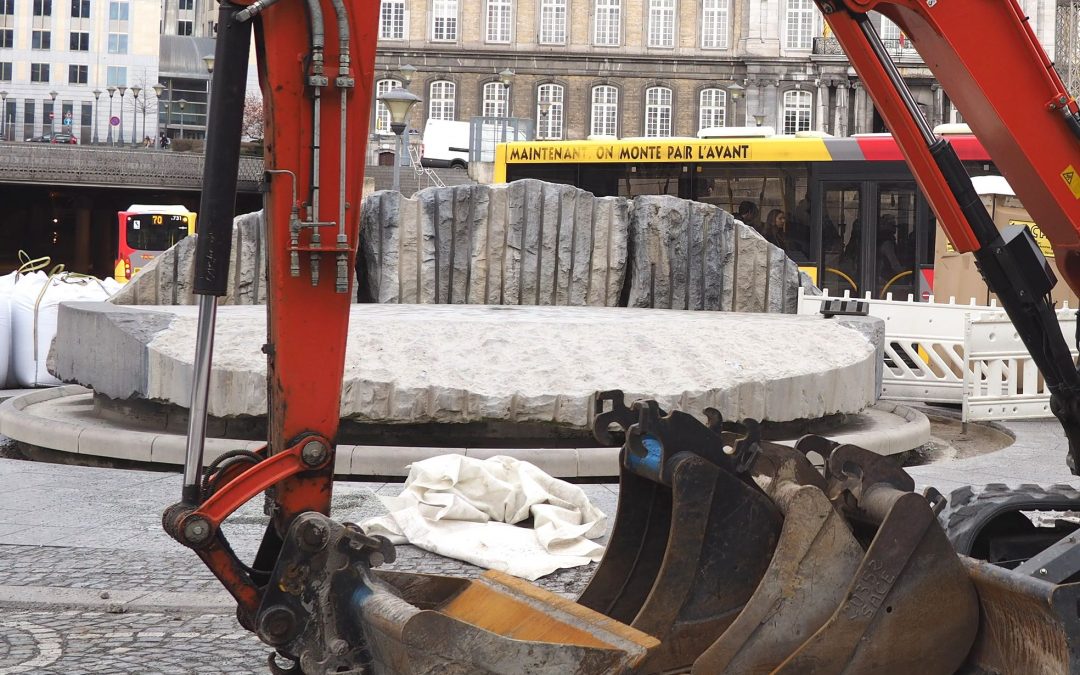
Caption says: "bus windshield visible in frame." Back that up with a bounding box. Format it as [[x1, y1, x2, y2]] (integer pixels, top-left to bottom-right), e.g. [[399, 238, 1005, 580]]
[[126, 213, 191, 251]]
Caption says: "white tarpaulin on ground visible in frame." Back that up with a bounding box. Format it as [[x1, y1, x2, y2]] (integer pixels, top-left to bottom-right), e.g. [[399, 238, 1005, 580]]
[[361, 454, 607, 580]]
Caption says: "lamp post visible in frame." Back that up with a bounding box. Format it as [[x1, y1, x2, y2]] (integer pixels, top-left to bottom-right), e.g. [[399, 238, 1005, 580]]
[[152, 83, 164, 145], [538, 101, 552, 139], [499, 68, 514, 118], [377, 87, 420, 193], [131, 86, 141, 146], [203, 54, 214, 138], [49, 90, 58, 134], [726, 82, 745, 127], [116, 85, 127, 144], [106, 86, 116, 145], [397, 63, 416, 89], [178, 98, 187, 140], [753, 113, 766, 127], [0, 90, 7, 141], [91, 89, 101, 144]]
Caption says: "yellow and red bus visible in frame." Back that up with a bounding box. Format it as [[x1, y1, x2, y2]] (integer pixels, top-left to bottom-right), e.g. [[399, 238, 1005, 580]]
[[114, 204, 198, 282], [494, 127, 998, 299]]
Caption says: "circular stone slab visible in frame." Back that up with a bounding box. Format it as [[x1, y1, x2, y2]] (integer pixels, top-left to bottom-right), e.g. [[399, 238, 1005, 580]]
[[52, 303, 877, 428]]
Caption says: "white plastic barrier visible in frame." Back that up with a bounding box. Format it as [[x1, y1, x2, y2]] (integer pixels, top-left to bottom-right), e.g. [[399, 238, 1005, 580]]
[[0, 270, 50, 388], [798, 289, 1003, 404], [11, 273, 116, 387], [963, 310, 1077, 422]]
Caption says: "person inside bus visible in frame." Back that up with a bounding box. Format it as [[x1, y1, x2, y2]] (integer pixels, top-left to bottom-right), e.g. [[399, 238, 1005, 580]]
[[877, 214, 905, 288], [766, 209, 810, 262], [736, 201, 761, 231]]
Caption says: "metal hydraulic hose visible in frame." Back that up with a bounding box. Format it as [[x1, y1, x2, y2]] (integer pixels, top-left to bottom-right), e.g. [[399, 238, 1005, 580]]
[[304, 0, 326, 286], [328, 0, 351, 292]]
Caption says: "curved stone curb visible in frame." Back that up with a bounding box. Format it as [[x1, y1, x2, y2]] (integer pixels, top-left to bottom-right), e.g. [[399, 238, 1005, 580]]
[[0, 584, 234, 613], [1, 388, 928, 478]]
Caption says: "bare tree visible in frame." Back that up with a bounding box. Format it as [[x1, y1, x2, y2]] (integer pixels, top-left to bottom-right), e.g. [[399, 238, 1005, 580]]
[[243, 92, 264, 141]]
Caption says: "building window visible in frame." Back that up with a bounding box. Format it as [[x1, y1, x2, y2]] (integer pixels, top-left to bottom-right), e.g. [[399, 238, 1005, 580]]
[[880, 16, 900, 40], [537, 83, 563, 140], [374, 78, 401, 133], [178, 0, 193, 9], [106, 64, 125, 85], [645, 86, 672, 137], [107, 32, 126, 52], [699, 88, 726, 130], [69, 31, 88, 50], [482, 81, 507, 117], [176, 20, 192, 34], [0, 29, 11, 48], [30, 62, 49, 82], [591, 85, 618, 137], [0, 62, 11, 81], [68, 64, 86, 84], [428, 80, 455, 120], [380, 0, 404, 39], [108, 1, 127, 20], [539, 0, 565, 44], [432, 0, 456, 41], [594, 0, 620, 46], [701, 0, 728, 49], [485, 0, 511, 43], [785, 0, 814, 49], [31, 30, 51, 49], [0, 0, 12, 15], [70, 0, 88, 17], [647, 0, 675, 48], [782, 89, 812, 133], [32, 0, 51, 15]]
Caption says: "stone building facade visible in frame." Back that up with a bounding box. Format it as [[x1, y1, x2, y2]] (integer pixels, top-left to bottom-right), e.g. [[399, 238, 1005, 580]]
[[372, 0, 1059, 156]]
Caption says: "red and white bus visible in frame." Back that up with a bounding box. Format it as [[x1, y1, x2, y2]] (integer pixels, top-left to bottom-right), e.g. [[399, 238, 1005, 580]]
[[114, 204, 197, 282]]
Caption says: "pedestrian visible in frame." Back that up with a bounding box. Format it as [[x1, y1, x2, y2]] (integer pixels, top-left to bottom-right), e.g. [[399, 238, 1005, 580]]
[[143, 135, 152, 148], [159, 132, 170, 149]]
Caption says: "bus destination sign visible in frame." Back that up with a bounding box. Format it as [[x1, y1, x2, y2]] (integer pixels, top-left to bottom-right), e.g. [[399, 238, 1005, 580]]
[[506, 141, 753, 164]]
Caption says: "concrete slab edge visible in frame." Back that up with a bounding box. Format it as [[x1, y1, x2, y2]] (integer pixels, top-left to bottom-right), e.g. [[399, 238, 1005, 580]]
[[0, 584, 234, 613]]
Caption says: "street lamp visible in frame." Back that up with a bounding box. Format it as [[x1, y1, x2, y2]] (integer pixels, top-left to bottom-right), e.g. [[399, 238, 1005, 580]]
[[92, 89, 101, 144], [131, 86, 142, 146], [178, 98, 187, 140], [377, 87, 420, 193], [0, 90, 7, 141], [203, 54, 214, 138], [397, 64, 416, 89], [152, 83, 164, 145], [726, 82, 745, 127], [106, 86, 116, 145], [753, 113, 766, 127], [499, 68, 514, 118], [538, 100, 552, 139], [116, 85, 127, 144], [49, 90, 58, 134]]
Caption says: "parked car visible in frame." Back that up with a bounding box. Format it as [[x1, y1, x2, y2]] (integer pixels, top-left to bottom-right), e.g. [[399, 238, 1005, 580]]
[[25, 134, 53, 142], [50, 132, 78, 145]]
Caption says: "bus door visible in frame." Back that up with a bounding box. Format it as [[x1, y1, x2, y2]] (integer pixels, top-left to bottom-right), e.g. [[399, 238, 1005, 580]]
[[872, 181, 925, 300], [816, 180, 866, 296]]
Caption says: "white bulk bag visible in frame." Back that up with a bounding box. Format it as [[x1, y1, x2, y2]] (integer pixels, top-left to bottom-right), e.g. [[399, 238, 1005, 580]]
[[0, 270, 48, 389], [11, 273, 113, 387]]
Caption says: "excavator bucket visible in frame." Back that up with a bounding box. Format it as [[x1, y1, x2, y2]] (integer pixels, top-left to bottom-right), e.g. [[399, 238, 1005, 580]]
[[692, 448, 864, 674], [766, 442, 980, 674], [578, 393, 783, 671]]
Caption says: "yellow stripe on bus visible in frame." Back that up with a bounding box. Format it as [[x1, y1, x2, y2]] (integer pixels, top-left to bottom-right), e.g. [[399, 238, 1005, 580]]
[[499, 137, 834, 165]]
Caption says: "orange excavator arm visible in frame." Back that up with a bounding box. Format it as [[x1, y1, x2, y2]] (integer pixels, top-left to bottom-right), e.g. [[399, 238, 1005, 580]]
[[817, 0, 1080, 471]]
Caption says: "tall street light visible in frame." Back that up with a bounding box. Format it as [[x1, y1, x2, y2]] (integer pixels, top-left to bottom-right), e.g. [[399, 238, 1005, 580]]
[[131, 85, 142, 146], [92, 89, 101, 144], [116, 85, 127, 144], [377, 87, 420, 193], [398, 64, 416, 89], [106, 86, 116, 145], [726, 82, 745, 127], [203, 54, 214, 139], [0, 90, 7, 141], [178, 98, 187, 140], [152, 83, 164, 144], [49, 90, 58, 134]]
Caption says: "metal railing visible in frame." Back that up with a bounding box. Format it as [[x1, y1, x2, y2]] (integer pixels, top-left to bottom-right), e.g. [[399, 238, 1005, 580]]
[[812, 36, 921, 60], [0, 142, 264, 192]]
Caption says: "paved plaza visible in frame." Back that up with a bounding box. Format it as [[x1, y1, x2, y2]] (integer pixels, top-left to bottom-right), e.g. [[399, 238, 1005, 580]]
[[0, 411, 1077, 673]]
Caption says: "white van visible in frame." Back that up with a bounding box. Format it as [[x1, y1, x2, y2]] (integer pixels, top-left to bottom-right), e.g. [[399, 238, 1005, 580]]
[[421, 119, 470, 169]]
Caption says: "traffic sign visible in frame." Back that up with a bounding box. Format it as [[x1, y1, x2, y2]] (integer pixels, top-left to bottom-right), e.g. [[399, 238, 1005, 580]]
[[110, 116, 120, 126]]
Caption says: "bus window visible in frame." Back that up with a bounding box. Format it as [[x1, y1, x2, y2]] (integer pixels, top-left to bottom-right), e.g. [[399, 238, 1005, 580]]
[[821, 182, 862, 296], [126, 213, 191, 251], [619, 164, 683, 198], [876, 182, 918, 299]]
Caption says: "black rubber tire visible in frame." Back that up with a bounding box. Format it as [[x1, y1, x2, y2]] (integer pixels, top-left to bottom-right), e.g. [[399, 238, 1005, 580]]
[[939, 483, 1080, 557]]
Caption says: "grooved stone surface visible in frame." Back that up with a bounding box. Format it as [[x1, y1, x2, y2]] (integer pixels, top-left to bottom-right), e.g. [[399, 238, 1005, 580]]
[[52, 302, 877, 426]]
